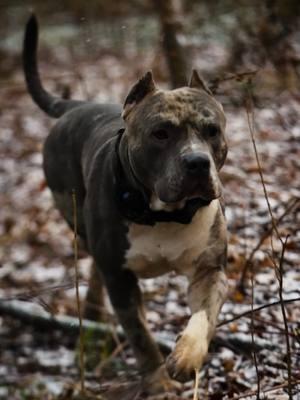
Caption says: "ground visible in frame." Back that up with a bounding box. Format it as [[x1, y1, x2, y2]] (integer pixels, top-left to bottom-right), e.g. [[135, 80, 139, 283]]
[[0, 23, 299, 400]]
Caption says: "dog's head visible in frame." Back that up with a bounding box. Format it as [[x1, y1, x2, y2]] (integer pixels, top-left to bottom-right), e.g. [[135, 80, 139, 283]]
[[121, 71, 227, 211]]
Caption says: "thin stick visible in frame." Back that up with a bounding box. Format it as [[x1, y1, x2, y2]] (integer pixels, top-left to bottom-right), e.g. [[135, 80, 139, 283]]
[[193, 368, 200, 400], [209, 70, 258, 93], [218, 296, 300, 327], [96, 340, 127, 374], [245, 94, 281, 242], [72, 189, 85, 393], [238, 197, 299, 290], [2, 282, 82, 302], [245, 88, 293, 399], [68, 43, 92, 100], [250, 266, 261, 399], [226, 379, 300, 400], [277, 235, 293, 399], [252, 315, 297, 337]]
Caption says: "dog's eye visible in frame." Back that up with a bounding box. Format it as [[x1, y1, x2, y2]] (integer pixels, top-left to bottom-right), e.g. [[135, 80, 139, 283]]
[[151, 129, 169, 141], [205, 125, 219, 137]]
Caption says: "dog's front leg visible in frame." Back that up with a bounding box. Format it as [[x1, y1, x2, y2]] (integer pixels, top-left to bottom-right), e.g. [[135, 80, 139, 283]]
[[167, 255, 228, 382]]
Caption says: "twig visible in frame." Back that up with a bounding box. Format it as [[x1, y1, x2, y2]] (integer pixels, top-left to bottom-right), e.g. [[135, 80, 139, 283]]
[[193, 369, 200, 400], [0, 297, 270, 358], [245, 93, 281, 242], [238, 197, 299, 290], [218, 296, 300, 327], [72, 189, 85, 394], [209, 70, 258, 93], [277, 235, 293, 398], [2, 282, 83, 302], [250, 266, 261, 399], [245, 88, 293, 399], [226, 379, 300, 400], [252, 315, 297, 337], [68, 44, 92, 100], [95, 340, 127, 374], [218, 325, 296, 337], [9, 285, 299, 334]]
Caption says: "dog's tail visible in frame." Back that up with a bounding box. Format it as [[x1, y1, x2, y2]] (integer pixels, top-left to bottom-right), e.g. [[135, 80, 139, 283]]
[[23, 14, 84, 118]]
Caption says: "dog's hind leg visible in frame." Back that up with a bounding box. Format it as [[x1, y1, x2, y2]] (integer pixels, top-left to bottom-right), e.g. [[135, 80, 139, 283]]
[[50, 192, 106, 320], [84, 261, 106, 321]]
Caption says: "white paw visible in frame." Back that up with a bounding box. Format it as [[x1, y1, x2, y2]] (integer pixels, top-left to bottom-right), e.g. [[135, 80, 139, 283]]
[[166, 333, 208, 381], [166, 311, 210, 382]]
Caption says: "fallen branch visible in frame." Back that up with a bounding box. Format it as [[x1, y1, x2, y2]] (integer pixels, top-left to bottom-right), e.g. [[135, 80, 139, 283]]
[[0, 299, 266, 356], [0, 299, 112, 334], [0, 299, 172, 354]]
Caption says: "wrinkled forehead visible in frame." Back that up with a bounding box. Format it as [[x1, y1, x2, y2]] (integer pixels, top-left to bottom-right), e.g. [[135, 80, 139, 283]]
[[135, 88, 226, 128]]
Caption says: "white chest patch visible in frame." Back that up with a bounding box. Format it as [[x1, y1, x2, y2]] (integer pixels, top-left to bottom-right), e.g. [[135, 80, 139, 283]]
[[125, 199, 218, 278]]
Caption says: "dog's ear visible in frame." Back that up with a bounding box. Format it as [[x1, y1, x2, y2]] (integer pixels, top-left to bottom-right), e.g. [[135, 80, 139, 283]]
[[189, 69, 212, 95], [122, 71, 157, 119]]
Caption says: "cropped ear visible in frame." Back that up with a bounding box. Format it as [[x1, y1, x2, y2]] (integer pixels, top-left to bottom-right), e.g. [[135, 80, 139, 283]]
[[189, 69, 212, 95], [122, 71, 157, 119]]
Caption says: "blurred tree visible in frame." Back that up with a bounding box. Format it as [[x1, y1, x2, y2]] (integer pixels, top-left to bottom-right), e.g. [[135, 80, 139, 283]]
[[227, 0, 300, 89], [257, 0, 300, 88], [151, 0, 188, 88]]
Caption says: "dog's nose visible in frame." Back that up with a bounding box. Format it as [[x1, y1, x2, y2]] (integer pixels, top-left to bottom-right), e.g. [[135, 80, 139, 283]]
[[182, 153, 210, 175]]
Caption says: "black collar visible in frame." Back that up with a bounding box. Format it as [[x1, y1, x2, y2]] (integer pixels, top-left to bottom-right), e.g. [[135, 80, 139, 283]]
[[114, 129, 211, 226]]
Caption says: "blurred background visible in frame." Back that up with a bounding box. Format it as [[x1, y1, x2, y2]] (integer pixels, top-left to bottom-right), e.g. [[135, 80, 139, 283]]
[[0, 1, 299, 399]]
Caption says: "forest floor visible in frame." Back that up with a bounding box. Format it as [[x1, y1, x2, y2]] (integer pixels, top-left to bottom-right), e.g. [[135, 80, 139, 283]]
[[0, 34, 300, 400]]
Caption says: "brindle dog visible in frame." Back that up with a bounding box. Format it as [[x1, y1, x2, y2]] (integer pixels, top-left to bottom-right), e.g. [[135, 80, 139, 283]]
[[23, 14, 228, 393]]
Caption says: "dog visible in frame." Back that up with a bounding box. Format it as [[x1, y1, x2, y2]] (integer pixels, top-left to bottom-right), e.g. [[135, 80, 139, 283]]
[[23, 14, 228, 393]]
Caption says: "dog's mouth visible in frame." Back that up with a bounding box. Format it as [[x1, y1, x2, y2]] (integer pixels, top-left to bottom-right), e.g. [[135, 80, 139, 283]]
[[149, 191, 220, 212], [151, 177, 221, 212], [150, 194, 186, 211]]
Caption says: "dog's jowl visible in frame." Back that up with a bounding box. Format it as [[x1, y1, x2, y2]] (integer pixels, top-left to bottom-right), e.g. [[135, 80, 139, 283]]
[[23, 14, 228, 392]]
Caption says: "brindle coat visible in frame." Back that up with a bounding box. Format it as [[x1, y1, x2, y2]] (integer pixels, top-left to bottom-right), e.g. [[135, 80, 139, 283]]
[[23, 14, 228, 393]]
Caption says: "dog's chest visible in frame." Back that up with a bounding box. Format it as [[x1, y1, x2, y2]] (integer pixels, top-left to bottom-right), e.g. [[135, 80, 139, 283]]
[[125, 200, 218, 278]]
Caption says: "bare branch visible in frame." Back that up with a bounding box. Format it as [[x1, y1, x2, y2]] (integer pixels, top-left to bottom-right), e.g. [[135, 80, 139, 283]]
[[251, 266, 261, 399], [72, 189, 85, 393], [218, 297, 300, 327], [277, 235, 293, 398], [209, 70, 258, 93], [245, 88, 294, 399], [238, 197, 299, 291], [226, 379, 300, 400]]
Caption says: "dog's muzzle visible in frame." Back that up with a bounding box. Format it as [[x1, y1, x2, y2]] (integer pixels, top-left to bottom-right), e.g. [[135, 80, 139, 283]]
[[182, 152, 210, 177], [154, 151, 219, 208], [180, 151, 217, 199]]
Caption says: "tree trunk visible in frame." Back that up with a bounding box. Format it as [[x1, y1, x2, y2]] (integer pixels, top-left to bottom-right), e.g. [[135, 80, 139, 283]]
[[152, 0, 188, 88]]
